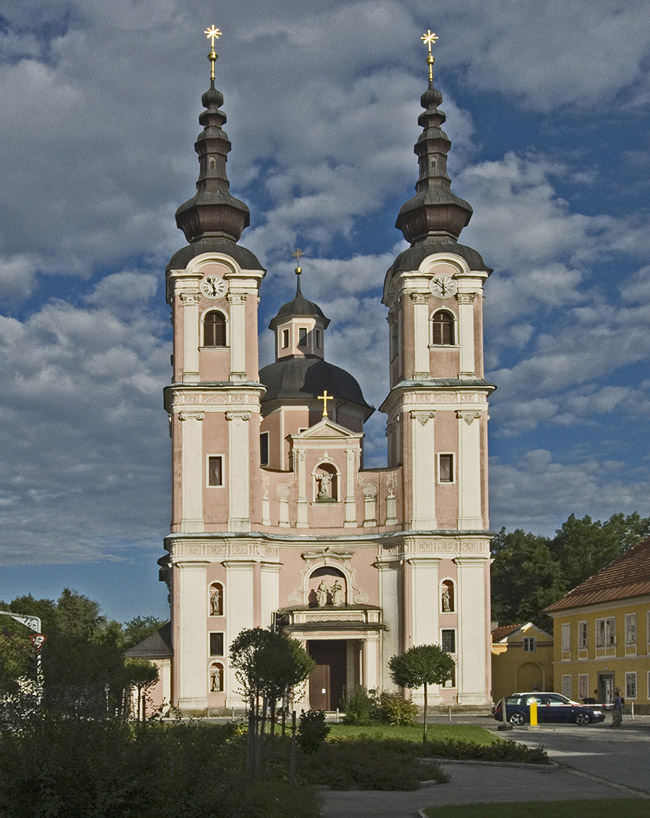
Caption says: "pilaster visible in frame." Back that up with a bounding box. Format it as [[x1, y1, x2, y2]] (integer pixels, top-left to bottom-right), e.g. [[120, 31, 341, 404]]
[[455, 556, 490, 704], [410, 292, 431, 379], [224, 559, 256, 707], [409, 409, 437, 529], [179, 411, 204, 532], [180, 292, 200, 383], [227, 292, 248, 381], [457, 410, 483, 529], [176, 560, 209, 710], [226, 411, 251, 531], [457, 293, 475, 377]]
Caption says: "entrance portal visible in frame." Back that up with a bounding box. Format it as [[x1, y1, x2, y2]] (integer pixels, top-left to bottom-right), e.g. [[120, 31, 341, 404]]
[[598, 672, 614, 705], [308, 640, 347, 711]]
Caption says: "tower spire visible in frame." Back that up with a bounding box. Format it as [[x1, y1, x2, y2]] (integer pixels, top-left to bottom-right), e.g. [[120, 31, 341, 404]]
[[395, 31, 473, 245], [175, 26, 251, 245]]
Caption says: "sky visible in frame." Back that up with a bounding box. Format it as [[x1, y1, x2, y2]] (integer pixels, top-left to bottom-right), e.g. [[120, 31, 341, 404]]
[[0, 0, 649, 624]]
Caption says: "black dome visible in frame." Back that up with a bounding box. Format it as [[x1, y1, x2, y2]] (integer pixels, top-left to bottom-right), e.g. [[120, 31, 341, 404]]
[[268, 278, 330, 329], [259, 356, 373, 418]]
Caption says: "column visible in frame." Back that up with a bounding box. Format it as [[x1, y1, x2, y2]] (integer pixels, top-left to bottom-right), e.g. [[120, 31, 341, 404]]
[[455, 556, 490, 704], [457, 293, 476, 377], [224, 559, 256, 708], [260, 562, 281, 629], [344, 447, 357, 527], [377, 561, 400, 690], [176, 560, 209, 709], [179, 411, 204, 533], [362, 636, 380, 692], [410, 293, 430, 380], [228, 292, 247, 381], [295, 449, 308, 527], [227, 411, 250, 531], [409, 410, 437, 529], [457, 411, 483, 529], [180, 293, 200, 383]]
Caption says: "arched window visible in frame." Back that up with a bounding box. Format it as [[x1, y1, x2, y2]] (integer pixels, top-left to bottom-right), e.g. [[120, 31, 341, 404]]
[[209, 582, 224, 617], [431, 311, 454, 345], [204, 311, 227, 347]]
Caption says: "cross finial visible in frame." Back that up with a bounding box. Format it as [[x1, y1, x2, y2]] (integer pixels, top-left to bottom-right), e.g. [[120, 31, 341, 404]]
[[292, 248, 304, 275], [204, 25, 222, 82], [317, 390, 334, 418], [421, 29, 438, 84]]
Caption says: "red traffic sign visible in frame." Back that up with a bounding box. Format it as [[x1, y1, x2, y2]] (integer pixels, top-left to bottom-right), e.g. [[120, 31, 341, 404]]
[[28, 633, 47, 652]]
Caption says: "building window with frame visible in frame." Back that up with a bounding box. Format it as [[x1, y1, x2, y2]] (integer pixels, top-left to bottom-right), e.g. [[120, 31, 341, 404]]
[[439, 453, 454, 483], [431, 310, 455, 345], [209, 632, 224, 657], [561, 623, 571, 652], [204, 311, 227, 347], [625, 672, 637, 700], [625, 613, 637, 645], [561, 675, 571, 698], [207, 456, 223, 487], [441, 629, 456, 653], [578, 674, 589, 701], [260, 432, 269, 467], [578, 621, 588, 649], [596, 617, 616, 647], [281, 328, 289, 349], [523, 637, 536, 653], [390, 316, 399, 361], [298, 327, 308, 347], [315, 329, 321, 348]]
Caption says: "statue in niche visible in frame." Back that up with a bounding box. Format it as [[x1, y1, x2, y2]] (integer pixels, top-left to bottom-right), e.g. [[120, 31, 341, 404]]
[[316, 580, 328, 607], [210, 665, 223, 692], [317, 471, 333, 499], [210, 586, 223, 616], [331, 580, 343, 607], [441, 584, 452, 612]]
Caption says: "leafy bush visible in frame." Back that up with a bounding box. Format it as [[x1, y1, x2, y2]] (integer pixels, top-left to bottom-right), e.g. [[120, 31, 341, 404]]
[[421, 737, 549, 764], [297, 709, 330, 753], [374, 691, 418, 725], [342, 687, 376, 725]]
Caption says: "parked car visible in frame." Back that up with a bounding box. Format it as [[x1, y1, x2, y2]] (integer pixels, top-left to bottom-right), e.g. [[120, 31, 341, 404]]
[[493, 692, 606, 726]]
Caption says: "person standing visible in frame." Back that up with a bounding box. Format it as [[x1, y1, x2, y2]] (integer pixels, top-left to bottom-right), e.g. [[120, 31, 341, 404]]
[[612, 687, 624, 727]]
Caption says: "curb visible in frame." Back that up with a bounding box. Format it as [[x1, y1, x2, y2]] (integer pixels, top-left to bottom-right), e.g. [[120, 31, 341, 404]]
[[428, 757, 558, 771]]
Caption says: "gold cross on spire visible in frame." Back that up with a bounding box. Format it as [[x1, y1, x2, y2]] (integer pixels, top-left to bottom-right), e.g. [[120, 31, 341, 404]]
[[204, 25, 222, 81], [292, 248, 304, 275], [317, 390, 334, 418], [421, 29, 438, 84]]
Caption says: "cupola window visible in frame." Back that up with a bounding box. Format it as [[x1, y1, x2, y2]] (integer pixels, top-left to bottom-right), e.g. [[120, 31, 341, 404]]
[[432, 310, 454, 345], [204, 311, 227, 347], [298, 327, 308, 347]]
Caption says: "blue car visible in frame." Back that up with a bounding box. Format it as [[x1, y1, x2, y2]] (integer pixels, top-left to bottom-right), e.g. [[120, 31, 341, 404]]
[[493, 692, 606, 726]]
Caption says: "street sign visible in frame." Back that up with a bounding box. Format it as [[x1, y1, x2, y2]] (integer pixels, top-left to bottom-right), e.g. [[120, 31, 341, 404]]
[[28, 633, 47, 652]]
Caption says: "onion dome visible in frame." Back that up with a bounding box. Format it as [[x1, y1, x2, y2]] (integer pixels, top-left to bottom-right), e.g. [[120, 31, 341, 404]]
[[395, 79, 473, 244], [259, 357, 374, 421], [269, 274, 330, 330]]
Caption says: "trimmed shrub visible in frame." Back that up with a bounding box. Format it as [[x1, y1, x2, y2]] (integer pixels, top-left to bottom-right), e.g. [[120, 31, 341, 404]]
[[420, 737, 549, 765], [297, 709, 330, 754], [342, 687, 376, 725], [375, 692, 418, 726]]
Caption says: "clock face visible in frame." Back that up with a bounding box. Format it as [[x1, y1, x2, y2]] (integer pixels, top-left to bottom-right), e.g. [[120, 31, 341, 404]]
[[200, 276, 228, 299], [430, 275, 458, 299]]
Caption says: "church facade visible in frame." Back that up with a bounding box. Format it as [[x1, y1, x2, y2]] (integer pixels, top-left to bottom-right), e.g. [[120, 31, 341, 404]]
[[158, 39, 495, 712]]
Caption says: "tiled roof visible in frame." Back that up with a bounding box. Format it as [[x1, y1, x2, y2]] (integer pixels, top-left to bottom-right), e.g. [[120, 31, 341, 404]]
[[545, 537, 650, 613], [491, 624, 522, 641], [124, 622, 172, 659]]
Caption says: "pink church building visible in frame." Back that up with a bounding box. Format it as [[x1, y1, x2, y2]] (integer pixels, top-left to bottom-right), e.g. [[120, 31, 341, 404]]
[[143, 41, 495, 713]]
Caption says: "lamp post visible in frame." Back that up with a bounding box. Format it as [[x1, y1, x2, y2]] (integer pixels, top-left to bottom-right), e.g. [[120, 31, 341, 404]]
[[0, 612, 46, 703]]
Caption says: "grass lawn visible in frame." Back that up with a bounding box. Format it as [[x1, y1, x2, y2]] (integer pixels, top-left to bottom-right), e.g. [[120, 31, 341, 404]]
[[423, 801, 650, 817], [328, 723, 500, 746]]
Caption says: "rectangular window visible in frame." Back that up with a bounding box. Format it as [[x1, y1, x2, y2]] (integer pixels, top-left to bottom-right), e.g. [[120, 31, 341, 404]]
[[298, 327, 308, 347], [523, 637, 536, 653], [281, 328, 289, 348], [562, 675, 572, 698], [439, 454, 454, 483], [260, 432, 269, 467], [390, 318, 399, 361], [207, 456, 223, 487], [441, 629, 456, 653], [625, 613, 637, 645], [561, 622, 571, 652], [578, 674, 589, 700], [596, 617, 616, 647], [315, 329, 321, 348], [625, 672, 637, 700], [209, 632, 224, 657], [578, 621, 588, 649]]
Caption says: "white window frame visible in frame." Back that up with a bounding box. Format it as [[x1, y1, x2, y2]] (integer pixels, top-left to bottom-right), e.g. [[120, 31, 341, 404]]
[[209, 631, 225, 658], [561, 675, 572, 698], [561, 622, 571, 652], [201, 308, 229, 348], [523, 637, 536, 653], [441, 628, 456, 654], [625, 672, 637, 700], [438, 452, 455, 484], [578, 621, 588, 649], [206, 454, 225, 488], [625, 613, 637, 645], [578, 674, 589, 700], [596, 617, 616, 647], [260, 432, 269, 467], [430, 309, 458, 347]]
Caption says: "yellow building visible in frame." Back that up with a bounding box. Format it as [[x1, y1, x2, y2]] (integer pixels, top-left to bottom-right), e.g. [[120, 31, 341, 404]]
[[545, 537, 650, 712], [491, 622, 553, 703]]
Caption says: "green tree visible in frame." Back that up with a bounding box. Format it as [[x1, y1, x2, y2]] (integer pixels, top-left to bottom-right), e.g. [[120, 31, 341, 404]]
[[123, 659, 159, 724], [122, 616, 167, 649], [491, 528, 564, 630], [388, 644, 455, 743]]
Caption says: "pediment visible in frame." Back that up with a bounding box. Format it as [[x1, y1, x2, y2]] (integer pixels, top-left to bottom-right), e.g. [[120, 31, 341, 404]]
[[293, 418, 362, 441]]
